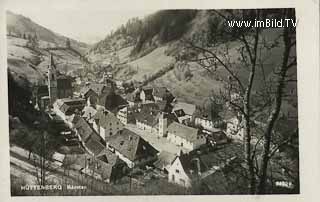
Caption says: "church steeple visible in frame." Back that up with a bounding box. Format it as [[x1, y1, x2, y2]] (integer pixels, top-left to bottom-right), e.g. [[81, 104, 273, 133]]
[[47, 53, 57, 106]]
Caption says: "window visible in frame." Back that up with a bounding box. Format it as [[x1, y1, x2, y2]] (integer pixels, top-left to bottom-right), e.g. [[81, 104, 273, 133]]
[[117, 122, 119, 125], [175, 169, 180, 174], [109, 132, 112, 136], [172, 175, 175, 182], [110, 123, 112, 126]]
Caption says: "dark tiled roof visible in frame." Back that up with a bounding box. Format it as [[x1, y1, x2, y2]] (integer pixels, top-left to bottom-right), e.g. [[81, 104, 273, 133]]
[[175, 153, 207, 178], [174, 109, 186, 117], [74, 117, 106, 155], [85, 137, 105, 156], [106, 128, 158, 161], [98, 93, 128, 112], [57, 98, 86, 115], [141, 87, 154, 101]]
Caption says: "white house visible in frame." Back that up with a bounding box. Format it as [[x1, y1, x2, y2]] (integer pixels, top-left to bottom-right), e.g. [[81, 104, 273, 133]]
[[116, 106, 128, 125], [166, 121, 206, 151], [93, 109, 124, 141], [168, 153, 204, 188], [52, 98, 86, 127]]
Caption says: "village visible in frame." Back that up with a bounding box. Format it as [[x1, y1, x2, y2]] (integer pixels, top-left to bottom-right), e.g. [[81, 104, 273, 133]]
[[14, 49, 295, 195]]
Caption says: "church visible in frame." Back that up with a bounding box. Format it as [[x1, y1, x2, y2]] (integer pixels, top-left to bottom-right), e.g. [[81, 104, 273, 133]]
[[33, 54, 74, 111]]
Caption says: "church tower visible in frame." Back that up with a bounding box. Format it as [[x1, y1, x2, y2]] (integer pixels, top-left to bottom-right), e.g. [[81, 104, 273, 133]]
[[158, 112, 168, 137], [47, 54, 58, 106]]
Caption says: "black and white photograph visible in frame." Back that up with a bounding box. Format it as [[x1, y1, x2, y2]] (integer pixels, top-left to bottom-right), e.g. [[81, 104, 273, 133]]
[[1, 0, 318, 199]]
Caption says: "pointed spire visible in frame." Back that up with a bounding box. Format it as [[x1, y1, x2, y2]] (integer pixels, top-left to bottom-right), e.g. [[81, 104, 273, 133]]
[[49, 53, 56, 69]]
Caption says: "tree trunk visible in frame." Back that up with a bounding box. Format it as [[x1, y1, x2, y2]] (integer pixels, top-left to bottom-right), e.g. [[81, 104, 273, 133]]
[[257, 20, 293, 194]]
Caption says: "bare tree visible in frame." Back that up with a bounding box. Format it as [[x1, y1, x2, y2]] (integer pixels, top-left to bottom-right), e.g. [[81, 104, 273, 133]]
[[182, 9, 297, 194]]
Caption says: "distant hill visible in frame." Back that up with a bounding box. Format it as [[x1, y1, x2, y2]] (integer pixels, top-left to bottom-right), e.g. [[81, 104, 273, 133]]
[[6, 10, 89, 54], [87, 9, 297, 111], [6, 11, 90, 88]]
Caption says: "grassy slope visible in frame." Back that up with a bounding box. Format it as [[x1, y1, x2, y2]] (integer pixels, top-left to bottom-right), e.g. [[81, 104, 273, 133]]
[[127, 46, 174, 81], [6, 11, 89, 54], [7, 36, 84, 86]]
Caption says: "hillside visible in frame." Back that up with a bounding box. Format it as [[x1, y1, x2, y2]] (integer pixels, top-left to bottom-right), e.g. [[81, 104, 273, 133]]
[[6, 11, 89, 88], [87, 10, 297, 108], [6, 10, 89, 54]]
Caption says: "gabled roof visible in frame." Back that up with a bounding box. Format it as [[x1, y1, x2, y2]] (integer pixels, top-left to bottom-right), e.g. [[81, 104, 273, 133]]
[[167, 122, 200, 142], [94, 109, 122, 128], [98, 93, 128, 112], [106, 128, 158, 161], [82, 106, 97, 120], [73, 117, 106, 155], [56, 98, 86, 115], [173, 102, 196, 116], [126, 91, 141, 102], [173, 153, 207, 179], [153, 87, 175, 102], [174, 109, 186, 117], [81, 83, 111, 96], [85, 137, 105, 156], [141, 87, 154, 101], [97, 148, 121, 166], [154, 151, 177, 170]]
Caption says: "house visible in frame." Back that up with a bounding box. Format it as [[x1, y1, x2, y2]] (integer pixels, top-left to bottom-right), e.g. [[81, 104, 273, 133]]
[[93, 109, 124, 141], [153, 87, 175, 103], [80, 83, 109, 97], [140, 87, 154, 103], [126, 91, 141, 107], [205, 130, 229, 146], [134, 103, 177, 134], [168, 143, 243, 189], [52, 98, 86, 127], [153, 151, 177, 174], [166, 121, 206, 151], [88, 148, 128, 183], [97, 91, 128, 113], [135, 107, 160, 134], [172, 101, 196, 124], [173, 109, 190, 125], [168, 152, 206, 188], [116, 106, 128, 125], [80, 83, 111, 107], [82, 105, 97, 124], [73, 117, 106, 156], [106, 128, 158, 168]]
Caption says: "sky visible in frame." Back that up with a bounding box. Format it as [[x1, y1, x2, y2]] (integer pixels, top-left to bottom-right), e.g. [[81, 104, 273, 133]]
[[5, 0, 157, 44]]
